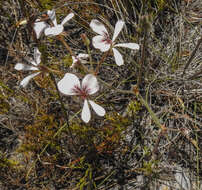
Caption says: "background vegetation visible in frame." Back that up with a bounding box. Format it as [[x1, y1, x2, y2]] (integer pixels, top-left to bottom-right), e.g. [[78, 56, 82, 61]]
[[0, 0, 201, 189]]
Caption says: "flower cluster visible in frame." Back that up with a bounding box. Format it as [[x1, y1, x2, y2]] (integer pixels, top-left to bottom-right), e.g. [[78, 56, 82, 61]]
[[15, 9, 140, 123]]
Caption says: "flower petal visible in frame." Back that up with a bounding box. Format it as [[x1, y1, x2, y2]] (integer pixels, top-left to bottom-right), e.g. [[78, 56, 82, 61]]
[[77, 53, 89, 59], [15, 63, 39, 71], [34, 48, 41, 65], [115, 43, 140, 50], [92, 35, 110, 52], [47, 10, 57, 26], [20, 72, 40, 87], [89, 100, 105, 117], [72, 56, 78, 64], [57, 73, 81, 95], [61, 13, 74, 26], [81, 99, 91, 123], [90, 19, 108, 36], [44, 25, 64, 36], [33, 20, 48, 39], [112, 20, 124, 42], [71, 54, 89, 68], [112, 48, 124, 66], [82, 74, 99, 95]]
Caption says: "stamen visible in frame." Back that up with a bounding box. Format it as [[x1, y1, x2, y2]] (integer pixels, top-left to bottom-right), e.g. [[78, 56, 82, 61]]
[[102, 32, 112, 44], [72, 85, 90, 99]]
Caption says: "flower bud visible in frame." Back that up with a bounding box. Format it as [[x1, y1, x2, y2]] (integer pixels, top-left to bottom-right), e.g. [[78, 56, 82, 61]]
[[81, 33, 90, 46]]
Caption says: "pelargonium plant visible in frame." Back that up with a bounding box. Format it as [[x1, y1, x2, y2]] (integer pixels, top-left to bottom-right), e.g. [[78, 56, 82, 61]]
[[34, 9, 74, 38], [16, 10, 140, 123], [90, 19, 140, 66], [15, 48, 42, 87], [57, 73, 105, 123]]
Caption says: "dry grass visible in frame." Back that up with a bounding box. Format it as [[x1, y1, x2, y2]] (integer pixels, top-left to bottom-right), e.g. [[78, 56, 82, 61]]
[[0, 0, 201, 189]]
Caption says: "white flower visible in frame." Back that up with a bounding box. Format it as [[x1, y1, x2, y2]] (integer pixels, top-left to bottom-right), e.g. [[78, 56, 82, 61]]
[[15, 48, 41, 87], [71, 53, 89, 68], [44, 10, 74, 36], [34, 10, 74, 38], [33, 19, 49, 39], [90, 19, 140, 66], [57, 73, 105, 123]]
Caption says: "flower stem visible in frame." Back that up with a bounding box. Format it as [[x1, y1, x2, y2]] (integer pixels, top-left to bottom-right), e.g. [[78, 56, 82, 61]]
[[57, 35, 75, 57], [99, 78, 166, 131], [94, 51, 109, 75], [87, 43, 93, 68], [49, 72, 77, 151]]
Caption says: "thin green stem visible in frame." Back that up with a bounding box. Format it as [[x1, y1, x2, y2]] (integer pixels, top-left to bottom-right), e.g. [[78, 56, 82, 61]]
[[136, 93, 165, 130], [87, 44, 93, 68], [100, 77, 165, 131]]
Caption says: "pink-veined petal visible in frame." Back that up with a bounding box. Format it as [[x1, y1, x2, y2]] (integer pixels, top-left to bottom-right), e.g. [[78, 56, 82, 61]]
[[33, 20, 48, 39], [57, 73, 81, 95], [92, 35, 111, 52], [89, 100, 105, 117], [90, 19, 108, 36], [112, 48, 124, 66], [61, 13, 74, 26], [47, 10, 57, 26], [112, 20, 124, 42], [15, 63, 39, 71], [34, 48, 41, 65], [115, 43, 140, 50], [82, 74, 99, 95], [44, 25, 64, 36], [81, 99, 91, 123], [20, 72, 40, 87]]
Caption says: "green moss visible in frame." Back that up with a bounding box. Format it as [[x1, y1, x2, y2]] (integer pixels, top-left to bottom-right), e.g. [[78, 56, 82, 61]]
[[0, 81, 14, 114], [18, 113, 60, 153], [141, 159, 159, 176], [154, 0, 167, 11], [38, 0, 56, 10], [0, 97, 10, 114], [0, 154, 19, 168], [125, 100, 142, 117], [62, 54, 73, 68], [76, 164, 96, 190]]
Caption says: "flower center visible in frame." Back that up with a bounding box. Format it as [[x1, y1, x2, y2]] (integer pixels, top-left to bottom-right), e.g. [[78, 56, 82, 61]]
[[102, 31, 112, 44], [72, 85, 90, 99]]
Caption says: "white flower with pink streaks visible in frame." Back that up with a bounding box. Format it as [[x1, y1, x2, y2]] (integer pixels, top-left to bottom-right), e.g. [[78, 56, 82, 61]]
[[57, 73, 105, 123], [90, 19, 140, 66]]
